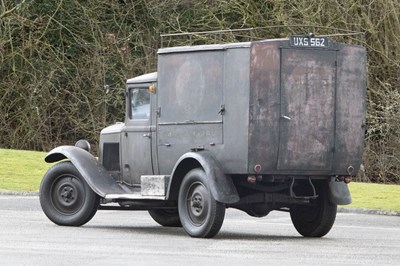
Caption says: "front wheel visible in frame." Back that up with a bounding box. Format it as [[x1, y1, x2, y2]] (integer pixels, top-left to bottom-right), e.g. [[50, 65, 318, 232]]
[[39, 161, 100, 226], [290, 182, 337, 237], [178, 168, 225, 238]]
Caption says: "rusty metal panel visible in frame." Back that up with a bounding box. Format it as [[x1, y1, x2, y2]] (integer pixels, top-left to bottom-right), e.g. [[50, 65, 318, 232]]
[[333, 45, 366, 175], [278, 49, 336, 171], [249, 40, 365, 175], [157, 51, 224, 174], [157, 123, 223, 174], [158, 123, 223, 146], [219, 47, 250, 173], [157, 51, 224, 123], [248, 41, 281, 172]]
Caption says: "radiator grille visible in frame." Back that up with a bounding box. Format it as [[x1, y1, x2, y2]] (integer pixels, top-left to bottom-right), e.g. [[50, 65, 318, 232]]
[[103, 143, 120, 171]]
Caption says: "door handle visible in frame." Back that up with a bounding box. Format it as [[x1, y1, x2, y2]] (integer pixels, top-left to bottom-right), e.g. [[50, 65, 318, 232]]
[[143, 133, 151, 138], [281, 115, 291, 121]]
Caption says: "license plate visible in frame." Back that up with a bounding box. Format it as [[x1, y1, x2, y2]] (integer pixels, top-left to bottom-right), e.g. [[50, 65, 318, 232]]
[[289, 36, 329, 48]]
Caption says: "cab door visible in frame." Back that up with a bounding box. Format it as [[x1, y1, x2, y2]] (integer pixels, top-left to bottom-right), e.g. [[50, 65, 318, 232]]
[[121, 86, 155, 185]]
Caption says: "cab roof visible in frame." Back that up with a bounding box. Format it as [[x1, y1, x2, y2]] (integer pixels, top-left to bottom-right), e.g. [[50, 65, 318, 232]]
[[126, 72, 157, 84]]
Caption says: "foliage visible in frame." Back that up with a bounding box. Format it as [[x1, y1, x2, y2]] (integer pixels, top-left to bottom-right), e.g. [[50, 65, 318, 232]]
[[1, 0, 400, 183]]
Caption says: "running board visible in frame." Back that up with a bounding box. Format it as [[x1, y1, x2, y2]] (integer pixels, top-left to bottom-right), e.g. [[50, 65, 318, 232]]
[[105, 193, 166, 200]]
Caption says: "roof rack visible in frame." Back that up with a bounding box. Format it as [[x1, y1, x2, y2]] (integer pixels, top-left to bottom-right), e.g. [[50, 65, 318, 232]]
[[160, 25, 364, 48]]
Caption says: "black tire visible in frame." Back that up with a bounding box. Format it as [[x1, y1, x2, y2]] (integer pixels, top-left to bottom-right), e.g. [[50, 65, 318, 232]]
[[39, 161, 100, 226], [290, 182, 337, 237], [148, 209, 182, 227], [178, 168, 225, 238]]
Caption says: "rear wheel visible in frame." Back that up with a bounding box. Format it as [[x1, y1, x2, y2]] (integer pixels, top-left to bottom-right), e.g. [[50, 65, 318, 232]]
[[148, 209, 182, 227], [290, 182, 337, 237], [39, 161, 100, 226], [178, 168, 225, 238]]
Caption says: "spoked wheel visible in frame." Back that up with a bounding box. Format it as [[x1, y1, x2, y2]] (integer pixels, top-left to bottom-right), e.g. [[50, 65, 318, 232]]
[[148, 209, 182, 227], [290, 181, 337, 237], [40, 161, 100, 226], [178, 168, 225, 238]]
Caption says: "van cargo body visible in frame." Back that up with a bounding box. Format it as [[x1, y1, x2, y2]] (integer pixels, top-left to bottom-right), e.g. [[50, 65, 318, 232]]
[[156, 39, 366, 177]]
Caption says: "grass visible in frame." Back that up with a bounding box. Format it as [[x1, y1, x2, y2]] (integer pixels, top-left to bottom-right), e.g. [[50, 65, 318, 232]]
[[347, 182, 400, 211], [0, 148, 399, 212], [0, 149, 50, 192]]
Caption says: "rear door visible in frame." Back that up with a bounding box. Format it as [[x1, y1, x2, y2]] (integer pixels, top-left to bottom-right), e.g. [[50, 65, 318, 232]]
[[277, 49, 336, 171]]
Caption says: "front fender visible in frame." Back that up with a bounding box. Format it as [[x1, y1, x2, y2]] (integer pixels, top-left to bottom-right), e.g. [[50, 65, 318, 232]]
[[45, 146, 123, 198], [167, 151, 239, 204]]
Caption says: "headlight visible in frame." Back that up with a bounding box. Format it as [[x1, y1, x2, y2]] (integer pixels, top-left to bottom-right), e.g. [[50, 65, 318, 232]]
[[75, 139, 91, 153]]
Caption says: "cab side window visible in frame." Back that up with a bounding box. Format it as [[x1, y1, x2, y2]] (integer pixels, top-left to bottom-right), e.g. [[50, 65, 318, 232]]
[[129, 88, 150, 121]]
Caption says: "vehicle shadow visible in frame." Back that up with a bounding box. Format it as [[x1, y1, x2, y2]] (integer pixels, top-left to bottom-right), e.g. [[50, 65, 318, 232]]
[[216, 231, 332, 241], [84, 224, 186, 237], [82, 224, 333, 241]]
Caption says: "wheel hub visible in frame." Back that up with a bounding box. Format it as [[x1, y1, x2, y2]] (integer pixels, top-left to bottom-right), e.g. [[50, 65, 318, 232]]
[[186, 182, 210, 225], [51, 175, 84, 215], [61, 186, 75, 203], [191, 194, 203, 213]]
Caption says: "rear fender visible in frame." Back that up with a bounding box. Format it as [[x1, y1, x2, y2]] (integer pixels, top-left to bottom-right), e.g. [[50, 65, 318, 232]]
[[167, 151, 239, 204], [45, 146, 123, 198]]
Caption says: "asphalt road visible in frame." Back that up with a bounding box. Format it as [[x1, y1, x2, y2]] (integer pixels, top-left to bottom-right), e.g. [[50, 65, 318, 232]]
[[0, 195, 399, 266]]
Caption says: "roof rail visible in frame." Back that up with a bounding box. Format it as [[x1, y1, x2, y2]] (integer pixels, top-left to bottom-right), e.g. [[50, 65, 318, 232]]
[[160, 25, 364, 48]]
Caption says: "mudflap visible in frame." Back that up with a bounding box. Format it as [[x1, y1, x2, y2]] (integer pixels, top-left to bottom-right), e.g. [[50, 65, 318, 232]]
[[328, 179, 352, 205], [45, 146, 126, 198]]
